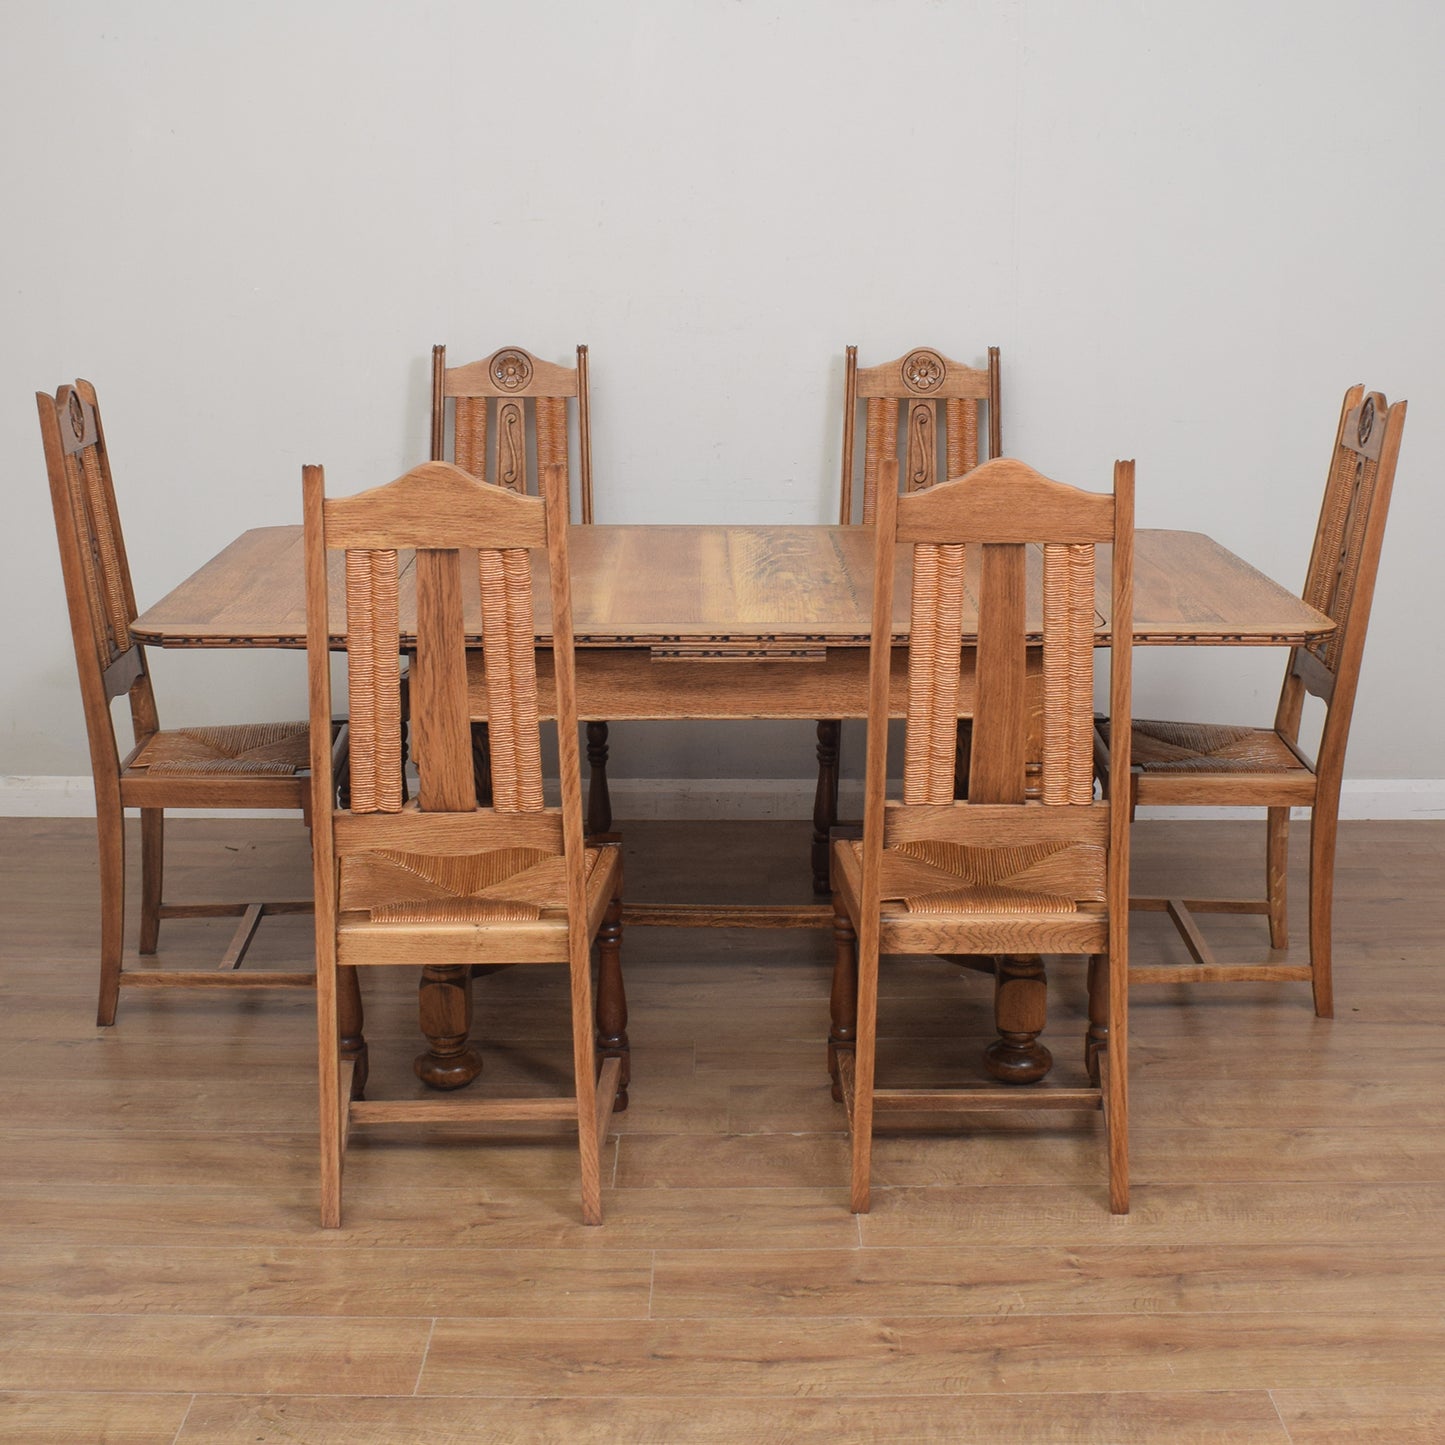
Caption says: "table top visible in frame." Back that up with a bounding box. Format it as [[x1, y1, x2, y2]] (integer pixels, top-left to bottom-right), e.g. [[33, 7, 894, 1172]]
[[131, 523, 1333, 650]]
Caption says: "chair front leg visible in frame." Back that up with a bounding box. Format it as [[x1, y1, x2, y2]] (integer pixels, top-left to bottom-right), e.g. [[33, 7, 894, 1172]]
[[1085, 952, 1107, 1087], [1266, 806, 1290, 950], [95, 795, 126, 1028], [338, 964, 368, 1099], [596, 890, 629, 1110], [1307, 799, 1339, 1019], [138, 807, 163, 955], [829, 900, 857, 1103]]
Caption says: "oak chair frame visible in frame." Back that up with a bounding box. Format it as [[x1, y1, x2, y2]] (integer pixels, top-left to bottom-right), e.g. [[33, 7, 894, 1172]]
[[40, 379, 333, 1026], [831, 455, 1134, 1214], [304, 457, 624, 1228], [1095, 385, 1406, 1018], [813, 346, 1003, 894], [430, 343, 613, 837]]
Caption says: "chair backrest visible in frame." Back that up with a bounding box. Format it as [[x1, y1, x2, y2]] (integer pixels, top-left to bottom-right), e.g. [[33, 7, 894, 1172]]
[[1277, 385, 1406, 780], [303, 459, 588, 928], [859, 455, 1133, 922], [840, 346, 1002, 524], [431, 344, 594, 525], [38, 380, 159, 784]]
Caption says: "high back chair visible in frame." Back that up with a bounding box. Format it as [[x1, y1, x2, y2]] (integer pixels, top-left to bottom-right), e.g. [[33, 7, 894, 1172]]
[[1096, 385, 1406, 1018], [304, 458, 625, 1227], [830, 455, 1134, 1215], [839, 345, 1002, 526], [812, 346, 1003, 894], [39, 379, 330, 1026], [430, 343, 593, 521], [430, 343, 613, 835]]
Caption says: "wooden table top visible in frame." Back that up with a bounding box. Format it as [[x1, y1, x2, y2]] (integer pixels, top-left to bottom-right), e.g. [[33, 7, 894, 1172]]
[[131, 523, 1332, 650]]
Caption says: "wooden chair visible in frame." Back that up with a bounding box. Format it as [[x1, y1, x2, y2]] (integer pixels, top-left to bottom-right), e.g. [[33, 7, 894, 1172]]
[[430, 344, 613, 835], [831, 454, 1134, 1215], [304, 457, 625, 1227], [813, 346, 1003, 893], [1095, 385, 1406, 1018], [39, 380, 335, 1027]]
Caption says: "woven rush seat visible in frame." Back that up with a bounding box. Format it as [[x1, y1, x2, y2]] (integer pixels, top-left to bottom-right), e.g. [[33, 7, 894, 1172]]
[[131, 722, 311, 776], [342, 846, 614, 928], [1100, 718, 1307, 775], [836, 838, 1093, 916]]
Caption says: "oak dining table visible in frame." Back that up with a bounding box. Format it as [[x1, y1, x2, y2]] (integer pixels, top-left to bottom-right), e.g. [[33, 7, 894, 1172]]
[[132, 522, 1333, 1091]]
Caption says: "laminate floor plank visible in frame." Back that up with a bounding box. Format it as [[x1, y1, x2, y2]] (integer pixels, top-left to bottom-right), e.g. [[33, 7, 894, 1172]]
[[0, 1183, 861, 1251], [649, 1242, 1445, 1318], [174, 1389, 1292, 1443], [0, 1392, 191, 1444], [859, 1181, 1445, 1247], [417, 1313, 1445, 1396], [0, 1314, 430, 1395], [0, 1246, 653, 1318], [1271, 1386, 1445, 1442]]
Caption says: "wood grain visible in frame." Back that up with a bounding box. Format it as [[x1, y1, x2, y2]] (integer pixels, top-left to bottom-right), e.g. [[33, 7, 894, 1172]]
[[174, 1390, 1292, 1444], [131, 525, 1332, 650], [3, 815, 1441, 1434]]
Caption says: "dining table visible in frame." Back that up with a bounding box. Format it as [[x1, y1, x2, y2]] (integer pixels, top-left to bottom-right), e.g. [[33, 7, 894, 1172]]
[[133, 522, 1333, 1091]]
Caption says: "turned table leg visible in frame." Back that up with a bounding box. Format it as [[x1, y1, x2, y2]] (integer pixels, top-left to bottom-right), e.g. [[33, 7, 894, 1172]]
[[812, 720, 842, 895], [984, 952, 1053, 1083], [586, 722, 612, 836], [414, 964, 484, 1090]]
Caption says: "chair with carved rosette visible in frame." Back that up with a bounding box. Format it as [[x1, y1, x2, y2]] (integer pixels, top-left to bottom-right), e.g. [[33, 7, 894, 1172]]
[[430, 343, 614, 834], [39, 380, 336, 1027], [811, 346, 1003, 894], [1096, 385, 1406, 1018], [831, 454, 1134, 1214], [304, 456, 625, 1227]]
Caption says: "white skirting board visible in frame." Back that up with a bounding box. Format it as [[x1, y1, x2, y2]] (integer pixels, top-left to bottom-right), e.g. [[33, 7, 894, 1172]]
[[3, 774, 1443, 821]]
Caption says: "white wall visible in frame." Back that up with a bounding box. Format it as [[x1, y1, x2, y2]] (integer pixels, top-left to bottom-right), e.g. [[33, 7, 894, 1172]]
[[2, 0, 1440, 795]]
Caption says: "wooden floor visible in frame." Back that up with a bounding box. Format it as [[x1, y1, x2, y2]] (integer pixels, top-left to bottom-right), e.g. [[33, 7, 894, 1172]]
[[1, 815, 1442, 1444]]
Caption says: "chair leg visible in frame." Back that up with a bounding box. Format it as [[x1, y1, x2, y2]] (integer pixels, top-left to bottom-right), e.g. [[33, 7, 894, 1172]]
[[572, 945, 605, 1227], [828, 900, 857, 1103], [317, 949, 343, 1229], [1307, 801, 1338, 1019], [596, 890, 629, 1111], [95, 797, 126, 1027], [1266, 806, 1290, 950], [338, 965, 368, 1100], [1084, 953, 1107, 1088], [812, 720, 841, 894], [138, 808, 163, 956], [1103, 947, 1129, 1215], [850, 922, 878, 1215], [586, 722, 613, 835]]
